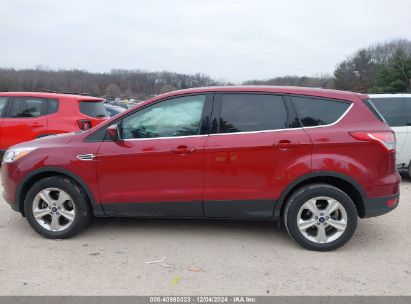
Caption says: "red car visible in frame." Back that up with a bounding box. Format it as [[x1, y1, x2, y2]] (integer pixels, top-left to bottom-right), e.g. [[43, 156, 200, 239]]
[[1, 86, 400, 251], [0, 92, 108, 157]]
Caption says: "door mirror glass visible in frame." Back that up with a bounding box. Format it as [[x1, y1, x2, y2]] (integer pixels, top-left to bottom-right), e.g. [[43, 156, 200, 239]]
[[107, 124, 120, 140]]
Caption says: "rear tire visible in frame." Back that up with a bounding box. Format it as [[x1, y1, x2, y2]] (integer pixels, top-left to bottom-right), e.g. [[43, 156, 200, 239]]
[[24, 176, 92, 239], [284, 183, 357, 251]]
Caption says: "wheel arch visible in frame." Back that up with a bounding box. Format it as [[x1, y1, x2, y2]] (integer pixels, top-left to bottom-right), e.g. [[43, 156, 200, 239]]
[[274, 171, 367, 220], [16, 167, 104, 217]]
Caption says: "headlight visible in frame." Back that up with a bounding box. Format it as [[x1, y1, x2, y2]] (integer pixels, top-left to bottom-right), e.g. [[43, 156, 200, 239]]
[[2, 147, 37, 163]]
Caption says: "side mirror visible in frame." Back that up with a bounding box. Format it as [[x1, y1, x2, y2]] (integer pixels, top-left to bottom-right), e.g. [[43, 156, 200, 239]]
[[107, 124, 120, 141]]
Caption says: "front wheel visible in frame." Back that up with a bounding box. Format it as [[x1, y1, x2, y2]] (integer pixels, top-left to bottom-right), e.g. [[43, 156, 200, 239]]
[[284, 184, 358, 251], [24, 176, 92, 239]]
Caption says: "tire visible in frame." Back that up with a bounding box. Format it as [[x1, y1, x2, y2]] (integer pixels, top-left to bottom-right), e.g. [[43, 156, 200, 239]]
[[408, 161, 411, 179], [24, 176, 92, 239], [283, 183, 358, 251]]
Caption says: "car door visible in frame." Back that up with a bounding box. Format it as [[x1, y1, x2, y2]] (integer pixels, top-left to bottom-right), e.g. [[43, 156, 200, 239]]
[[1, 96, 49, 149], [203, 93, 312, 219], [96, 93, 212, 217], [0, 96, 10, 152], [401, 96, 411, 167], [370, 97, 408, 167]]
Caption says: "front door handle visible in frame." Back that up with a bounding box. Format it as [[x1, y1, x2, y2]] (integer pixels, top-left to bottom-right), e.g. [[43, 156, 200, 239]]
[[275, 140, 300, 150], [32, 123, 44, 128], [171, 145, 196, 154]]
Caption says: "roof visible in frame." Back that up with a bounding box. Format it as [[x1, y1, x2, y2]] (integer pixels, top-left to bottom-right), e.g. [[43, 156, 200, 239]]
[[149, 86, 369, 102], [0, 91, 104, 101]]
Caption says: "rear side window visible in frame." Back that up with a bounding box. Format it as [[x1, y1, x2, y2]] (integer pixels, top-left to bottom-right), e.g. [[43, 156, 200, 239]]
[[47, 99, 59, 114], [218, 94, 287, 133], [79, 101, 107, 118], [10, 97, 47, 118], [370, 97, 411, 127], [292, 96, 350, 127], [0, 97, 7, 116]]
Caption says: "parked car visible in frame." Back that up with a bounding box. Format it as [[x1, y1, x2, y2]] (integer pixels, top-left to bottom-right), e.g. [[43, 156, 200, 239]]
[[1, 87, 400, 251], [104, 103, 127, 117], [0, 92, 108, 158], [369, 94, 411, 177]]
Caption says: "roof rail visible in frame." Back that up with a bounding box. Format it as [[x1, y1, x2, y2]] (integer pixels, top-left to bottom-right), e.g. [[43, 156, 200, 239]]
[[62, 92, 92, 96]]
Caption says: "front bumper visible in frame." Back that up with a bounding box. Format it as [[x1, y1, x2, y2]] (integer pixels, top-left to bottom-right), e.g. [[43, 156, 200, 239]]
[[1, 162, 20, 213], [362, 193, 399, 218]]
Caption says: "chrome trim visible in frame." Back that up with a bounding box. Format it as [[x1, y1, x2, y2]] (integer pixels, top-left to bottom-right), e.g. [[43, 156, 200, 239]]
[[210, 127, 303, 136], [77, 154, 95, 160], [121, 134, 208, 141], [117, 103, 353, 140], [300, 102, 353, 130]]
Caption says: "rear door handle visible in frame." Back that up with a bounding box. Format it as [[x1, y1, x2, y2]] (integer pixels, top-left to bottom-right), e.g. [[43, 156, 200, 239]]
[[171, 145, 196, 154], [32, 123, 44, 128], [275, 140, 300, 150]]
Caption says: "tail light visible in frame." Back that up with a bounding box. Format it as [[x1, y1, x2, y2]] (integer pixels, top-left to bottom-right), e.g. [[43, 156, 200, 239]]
[[77, 119, 92, 130], [349, 131, 396, 151]]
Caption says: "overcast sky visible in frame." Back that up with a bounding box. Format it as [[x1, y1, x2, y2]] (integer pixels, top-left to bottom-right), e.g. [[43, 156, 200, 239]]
[[1, 0, 410, 82]]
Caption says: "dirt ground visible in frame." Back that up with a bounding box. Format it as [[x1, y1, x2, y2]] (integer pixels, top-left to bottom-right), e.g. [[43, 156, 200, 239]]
[[0, 174, 410, 295]]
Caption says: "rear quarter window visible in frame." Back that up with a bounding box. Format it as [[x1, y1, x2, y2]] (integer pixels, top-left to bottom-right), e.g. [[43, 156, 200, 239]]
[[79, 101, 107, 118], [292, 96, 351, 127]]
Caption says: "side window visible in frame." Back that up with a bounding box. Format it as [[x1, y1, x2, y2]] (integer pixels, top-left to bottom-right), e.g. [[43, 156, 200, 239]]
[[218, 94, 287, 133], [371, 97, 411, 127], [121, 95, 206, 139], [10, 97, 47, 118], [0, 97, 8, 116], [47, 99, 59, 114], [292, 96, 351, 127]]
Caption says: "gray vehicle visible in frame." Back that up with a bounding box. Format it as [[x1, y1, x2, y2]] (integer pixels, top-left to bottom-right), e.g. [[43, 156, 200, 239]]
[[369, 94, 411, 177]]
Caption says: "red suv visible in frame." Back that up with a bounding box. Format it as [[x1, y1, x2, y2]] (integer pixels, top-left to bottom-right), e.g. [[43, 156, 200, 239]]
[[1, 87, 400, 251], [0, 92, 108, 157]]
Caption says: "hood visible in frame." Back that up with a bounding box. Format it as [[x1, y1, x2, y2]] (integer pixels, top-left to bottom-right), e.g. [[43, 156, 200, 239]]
[[8, 131, 84, 150]]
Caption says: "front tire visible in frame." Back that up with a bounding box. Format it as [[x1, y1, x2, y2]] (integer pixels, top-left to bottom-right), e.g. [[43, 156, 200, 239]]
[[24, 176, 92, 239], [284, 184, 358, 251]]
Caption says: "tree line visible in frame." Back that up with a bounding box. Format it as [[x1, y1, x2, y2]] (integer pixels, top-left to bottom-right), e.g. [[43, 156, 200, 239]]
[[0, 68, 228, 100], [0, 38, 410, 98]]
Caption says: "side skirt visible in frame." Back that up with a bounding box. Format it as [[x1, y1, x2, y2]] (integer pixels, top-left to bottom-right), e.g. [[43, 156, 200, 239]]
[[100, 199, 277, 219]]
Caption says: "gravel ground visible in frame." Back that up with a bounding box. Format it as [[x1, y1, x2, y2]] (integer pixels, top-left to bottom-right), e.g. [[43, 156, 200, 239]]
[[0, 174, 410, 296]]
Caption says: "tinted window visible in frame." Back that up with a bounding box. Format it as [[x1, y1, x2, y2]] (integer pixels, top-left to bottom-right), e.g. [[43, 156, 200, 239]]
[[292, 96, 350, 127], [105, 105, 126, 117], [219, 94, 287, 133], [122, 95, 206, 139], [371, 97, 411, 127], [10, 97, 46, 118], [47, 99, 59, 114], [0, 97, 7, 116], [79, 101, 107, 118]]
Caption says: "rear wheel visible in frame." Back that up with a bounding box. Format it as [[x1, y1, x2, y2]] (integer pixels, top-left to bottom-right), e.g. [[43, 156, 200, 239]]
[[284, 184, 357, 251], [24, 176, 92, 239]]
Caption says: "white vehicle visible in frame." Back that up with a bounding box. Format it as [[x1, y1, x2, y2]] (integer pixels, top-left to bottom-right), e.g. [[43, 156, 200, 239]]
[[369, 94, 411, 177]]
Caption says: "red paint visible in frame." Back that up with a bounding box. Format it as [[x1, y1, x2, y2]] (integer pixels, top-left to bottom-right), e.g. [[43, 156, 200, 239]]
[[0, 92, 107, 150], [1, 86, 400, 216]]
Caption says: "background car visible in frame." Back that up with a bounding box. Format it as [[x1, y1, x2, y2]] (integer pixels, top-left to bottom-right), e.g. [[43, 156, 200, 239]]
[[0, 92, 108, 157], [369, 94, 411, 177], [104, 103, 127, 117]]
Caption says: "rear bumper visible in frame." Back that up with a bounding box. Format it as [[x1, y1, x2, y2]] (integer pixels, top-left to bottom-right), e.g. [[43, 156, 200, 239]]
[[362, 193, 399, 218]]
